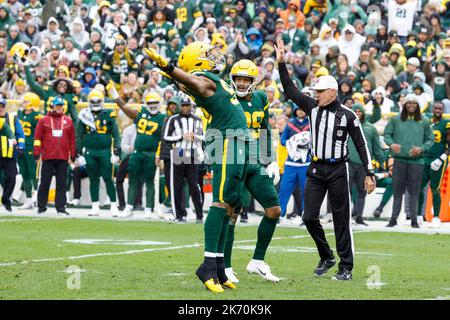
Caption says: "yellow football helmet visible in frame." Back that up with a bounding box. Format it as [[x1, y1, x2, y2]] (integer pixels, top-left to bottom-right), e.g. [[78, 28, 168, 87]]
[[22, 92, 40, 110], [10, 42, 30, 63], [178, 41, 225, 74], [88, 89, 105, 112], [230, 59, 259, 97], [144, 92, 161, 115]]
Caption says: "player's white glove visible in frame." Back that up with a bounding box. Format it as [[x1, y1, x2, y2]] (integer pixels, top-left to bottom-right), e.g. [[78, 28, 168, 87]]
[[106, 80, 120, 100], [265, 162, 280, 185], [75, 155, 86, 167], [110, 154, 120, 164], [430, 154, 447, 171]]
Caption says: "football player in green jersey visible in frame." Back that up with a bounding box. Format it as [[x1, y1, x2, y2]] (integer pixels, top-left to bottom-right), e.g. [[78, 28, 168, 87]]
[[173, 0, 204, 38], [106, 86, 166, 219], [17, 92, 43, 209], [223, 60, 282, 283], [141, 42, 249, 293], [75, 89, 121, 217], [418, 101, 450, 228]]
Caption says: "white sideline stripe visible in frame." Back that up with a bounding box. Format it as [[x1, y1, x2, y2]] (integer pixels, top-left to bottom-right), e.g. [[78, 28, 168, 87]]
[[0, 232, 352, 267], [0, 218, 51, 223]]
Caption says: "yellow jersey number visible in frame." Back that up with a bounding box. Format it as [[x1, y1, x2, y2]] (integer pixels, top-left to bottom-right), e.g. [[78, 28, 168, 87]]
[[219, 79, 240, 106], [137, 118, 158, 135], [244, 111, 265, 129], [176, 7, 188, 22], [20, 121, 32, 136], [433, 130, 442, 143]]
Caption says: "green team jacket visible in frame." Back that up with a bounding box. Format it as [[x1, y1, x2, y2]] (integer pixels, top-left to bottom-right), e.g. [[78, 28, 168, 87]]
[[383, 115, 435, 164], [25, 66, 78, 120], [75, 109, 121, 153], [349, 104, 384, 166]]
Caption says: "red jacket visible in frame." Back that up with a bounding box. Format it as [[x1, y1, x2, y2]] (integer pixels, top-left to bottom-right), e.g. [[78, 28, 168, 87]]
[[33, 112, 76, 161]]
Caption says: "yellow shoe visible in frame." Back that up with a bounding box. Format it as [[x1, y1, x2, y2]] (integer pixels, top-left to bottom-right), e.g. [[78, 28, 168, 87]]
[[204, 278, 224, 293], [221, 280, 237, 290]]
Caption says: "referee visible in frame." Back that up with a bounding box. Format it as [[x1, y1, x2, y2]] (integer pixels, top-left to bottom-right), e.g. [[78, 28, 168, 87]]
[[275, 38, 376, 281]]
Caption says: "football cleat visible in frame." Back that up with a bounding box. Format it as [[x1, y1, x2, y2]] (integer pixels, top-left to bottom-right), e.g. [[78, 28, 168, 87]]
[[144, 208, 153, 219], [225, 267, 240, 283], [246, 259, 280, 282], [196, 262, 223, 293], [110, 203, 120, 217], [430, 217, 441, 228], [68, 199, 80, 206], [88, 202, 100, 216], [221, 280, 237, 290], [18, 198, 33, 210], [118, 205, 133, 218]]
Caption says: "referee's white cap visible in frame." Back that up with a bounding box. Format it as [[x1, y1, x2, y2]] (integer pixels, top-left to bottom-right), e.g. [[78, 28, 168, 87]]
[[312, 75, 338, 91]]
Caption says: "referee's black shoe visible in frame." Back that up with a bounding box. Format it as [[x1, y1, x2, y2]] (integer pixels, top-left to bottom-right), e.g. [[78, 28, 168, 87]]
[[385, 219, 397, 227], [332, 268, 352, 281], [314, 257, 336, 276]]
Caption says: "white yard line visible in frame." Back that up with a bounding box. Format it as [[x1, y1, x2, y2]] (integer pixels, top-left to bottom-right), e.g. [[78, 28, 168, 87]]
[[0, 232, 364, 267]]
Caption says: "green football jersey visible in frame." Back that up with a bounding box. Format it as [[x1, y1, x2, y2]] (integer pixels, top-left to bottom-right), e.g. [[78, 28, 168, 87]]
[[76, 109, 121, 151], [145, 21, 174, 45], [238, 90, 273, 162], [173, 0, 203, 36], [188, 71, 248, 137], [18, 110, 43, 147], [427, 118, 450, 159], [133, 110, 166, 152]]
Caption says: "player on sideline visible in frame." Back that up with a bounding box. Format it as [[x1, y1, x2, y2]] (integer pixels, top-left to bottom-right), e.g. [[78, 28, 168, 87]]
[[131, 42, 250, 293], [224, 59, 281, 283]]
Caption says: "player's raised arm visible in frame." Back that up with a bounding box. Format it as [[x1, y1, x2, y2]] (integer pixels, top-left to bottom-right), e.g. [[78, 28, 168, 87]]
[[106, 81, 139, 119], [144, 46, 216, 98]]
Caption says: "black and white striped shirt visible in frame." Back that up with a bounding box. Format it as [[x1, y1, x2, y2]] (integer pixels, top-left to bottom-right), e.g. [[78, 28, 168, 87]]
[[163, 113, 204, 164], [279, 63, 373, 173]]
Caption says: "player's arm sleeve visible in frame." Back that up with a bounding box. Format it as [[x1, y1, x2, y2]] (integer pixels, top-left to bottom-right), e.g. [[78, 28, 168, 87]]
[[111, 117, 121, 150], [348, 113, 373, 173], [383, 119, 395, 146], [75, 119, 84, 154], [278, 62, 314, 116], [421, 121, 435, 153], [25, 65, 46, 99], [372, 131, 385, 165], [69, 97, 79, 120], [14, 118, 26, 149]]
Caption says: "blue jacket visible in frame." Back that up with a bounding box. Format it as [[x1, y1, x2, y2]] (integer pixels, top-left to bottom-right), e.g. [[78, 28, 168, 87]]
[[80, 67, 97, 95], [281, 116, 311, 164]]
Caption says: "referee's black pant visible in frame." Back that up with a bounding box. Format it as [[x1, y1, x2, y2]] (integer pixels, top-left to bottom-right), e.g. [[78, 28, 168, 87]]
[[302, 161, 353, 271], [37, 159, 68, 212], [172, 162, 203, 220]]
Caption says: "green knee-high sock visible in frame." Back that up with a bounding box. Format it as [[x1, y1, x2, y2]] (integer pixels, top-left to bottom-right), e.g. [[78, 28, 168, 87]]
[[89, 177, 100, 202], [127, 177, 139, 205], [146, 181, 155, 208], [217, 214, 230, 254], [223, 223, 235, 268], [253, 215, 278, 261], [432, 189, 441, 217], [204, 206, 227, 254]]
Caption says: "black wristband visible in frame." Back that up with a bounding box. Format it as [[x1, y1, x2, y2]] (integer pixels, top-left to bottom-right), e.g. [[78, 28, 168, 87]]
[[367, 170, 375, 177], [161, 63, 175, 74]]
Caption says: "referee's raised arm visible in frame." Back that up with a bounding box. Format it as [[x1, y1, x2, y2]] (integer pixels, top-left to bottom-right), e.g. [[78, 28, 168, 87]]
[[275, 37, 315, 116]]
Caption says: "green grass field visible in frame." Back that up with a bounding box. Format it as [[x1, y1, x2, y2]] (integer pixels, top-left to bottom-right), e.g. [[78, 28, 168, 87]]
[[0, 215, 449, 300]]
